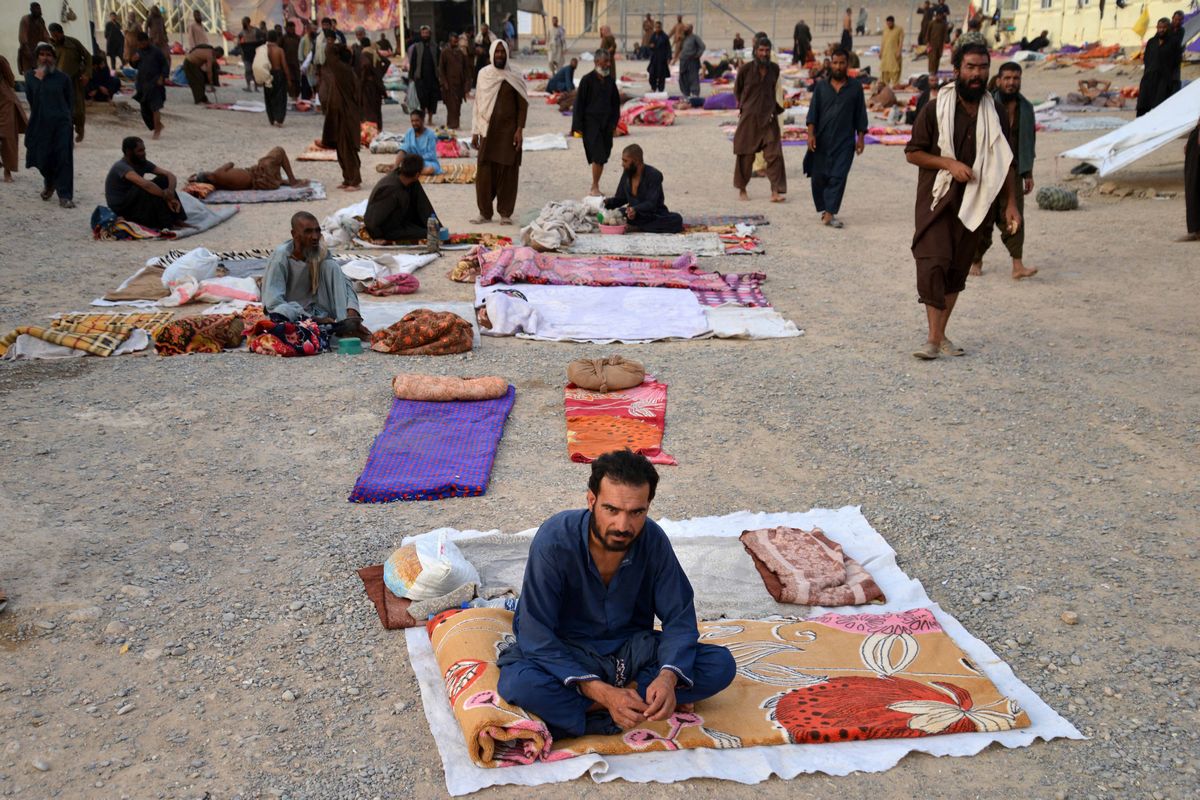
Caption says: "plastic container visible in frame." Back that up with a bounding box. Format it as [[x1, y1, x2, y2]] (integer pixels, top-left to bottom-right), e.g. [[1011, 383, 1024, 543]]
[[599, 223, 627, 235], [337, 337, 363, 355], [463, 597, 518, 611]]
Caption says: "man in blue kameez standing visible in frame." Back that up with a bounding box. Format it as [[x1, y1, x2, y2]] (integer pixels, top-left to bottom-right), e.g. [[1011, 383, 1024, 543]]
[[497, 450, 736, 739], [805, 47, 867, 229]]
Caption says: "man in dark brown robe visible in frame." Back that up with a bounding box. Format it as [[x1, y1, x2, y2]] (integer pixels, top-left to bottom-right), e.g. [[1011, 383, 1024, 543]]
[[471, 41, 528, 225], [439, 32, 471, 130], [17, 3, 50, 73], [282, 20, 302, 98], [1183, 114, 1200, 242], [733, 38, 786, 202], [927, 9, 948, 75], [323, 42, 362, 190], [48, 23, 88, 142], [904, 43, 1020, 360], [353, 27, 387, 127]]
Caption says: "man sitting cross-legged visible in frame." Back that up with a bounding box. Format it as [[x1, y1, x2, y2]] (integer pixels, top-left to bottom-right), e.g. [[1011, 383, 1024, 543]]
[[601, 144, 684, 233], [104, 136, 187, 229], [192, 146, 306, 192], [497, 450, 736, 739], [394, 109, 441, 175], [364, 153, 440, 247], [262, 211, 370, 338]]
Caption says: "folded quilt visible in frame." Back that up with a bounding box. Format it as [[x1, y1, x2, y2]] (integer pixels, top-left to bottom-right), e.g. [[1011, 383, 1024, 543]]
[[373, 162, 478, 183], [428, 606, 1031, 768], [348, 386, 516, 503], [477, 246, 726, 291], [566, 376, 676, 465], [152, 313, 246, 356], [689, 272, 771, 307], [740, 526, 885, 606], [682, 214, 769, 227], [392, 374, 510, 402], [244, 307, 328, 356], [370, 310, 475, 356], [90, 193, 238, 241], [565, 232, 724, 258], [0, 311, 172, 357]]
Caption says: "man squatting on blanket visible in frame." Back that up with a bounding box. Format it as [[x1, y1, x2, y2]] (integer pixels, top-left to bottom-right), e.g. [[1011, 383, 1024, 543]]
[[262, 211, 371, 338], [497, 450, 736, 738]]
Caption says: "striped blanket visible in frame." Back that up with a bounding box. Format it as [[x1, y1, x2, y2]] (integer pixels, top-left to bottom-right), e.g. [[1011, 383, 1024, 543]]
[[0, 311, 174, 357]]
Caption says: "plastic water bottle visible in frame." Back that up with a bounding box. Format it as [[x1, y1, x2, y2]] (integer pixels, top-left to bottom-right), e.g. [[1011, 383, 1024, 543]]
[[426, 214, 441, 252], [464, 597, 518, 611]]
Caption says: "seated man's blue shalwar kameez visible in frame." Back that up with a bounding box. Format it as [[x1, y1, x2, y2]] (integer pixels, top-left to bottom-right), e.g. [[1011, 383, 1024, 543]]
[[497, 509, 736, 739]]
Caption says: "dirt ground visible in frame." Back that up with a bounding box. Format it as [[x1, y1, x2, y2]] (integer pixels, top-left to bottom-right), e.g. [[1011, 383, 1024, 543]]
[[1, 40, 1198, 800]]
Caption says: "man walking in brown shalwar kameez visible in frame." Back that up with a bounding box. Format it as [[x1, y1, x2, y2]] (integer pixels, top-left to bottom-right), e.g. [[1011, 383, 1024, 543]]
[[18, 3, 50, 73], [927, 9, 949, 76], [323, 42, 362, 190], [471, 40, 528, 225], [904, 43, 1020, 360], [439, 32, 471, 130], [733, 38, 786, 202], [0, 56, 28, 181]]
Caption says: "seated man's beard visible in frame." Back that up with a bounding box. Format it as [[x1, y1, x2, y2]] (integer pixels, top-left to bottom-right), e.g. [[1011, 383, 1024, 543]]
[[41, 62, 58, 74], [958, 78, 986, 102], [304, 244, 324, 262], [831, 68, 847, 80], [589, 514, 637, 552], [624, 163, 638, 178], [756, 55, 770, 66], [998, 89, 1018, 102]]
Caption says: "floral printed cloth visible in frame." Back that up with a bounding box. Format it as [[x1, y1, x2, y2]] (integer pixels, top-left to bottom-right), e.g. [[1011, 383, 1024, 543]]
[[153, 313, 245, 355], [478, 246, 726, 291], [739, 526, 885, 606], [565, 376, 676, 465], [370, 310, 474, 356], [244, 307, 328, 357], [428, 606, 1030, 768]]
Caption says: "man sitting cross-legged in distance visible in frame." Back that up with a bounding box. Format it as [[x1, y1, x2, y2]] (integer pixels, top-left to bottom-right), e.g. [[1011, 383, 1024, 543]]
[[364, 153, 440, 247], [105, 136, 187, 229], [547, 57, 577, 93], [602, 144, 684, 233], [395, 109, 441, 175], [262, 211, 370, 338], [192, 146, 306, 192], [497, 450, 736, 739]]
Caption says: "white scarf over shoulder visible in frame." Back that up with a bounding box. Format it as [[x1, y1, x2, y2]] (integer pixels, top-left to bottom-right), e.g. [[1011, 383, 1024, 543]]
[[472, 40, 528, 137], [931, 82, 1013, 232]]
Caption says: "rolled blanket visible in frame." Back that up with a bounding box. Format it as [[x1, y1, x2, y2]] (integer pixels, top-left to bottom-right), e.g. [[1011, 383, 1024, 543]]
[[392, 374, 510, 401], [566, 356, 645, 392]]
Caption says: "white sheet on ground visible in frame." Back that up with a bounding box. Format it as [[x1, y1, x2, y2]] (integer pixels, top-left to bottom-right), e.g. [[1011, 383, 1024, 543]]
[[358, 300, 481, 346], [1059, 79, 1200, 176], [170, 192, 239, 239], [403, 507, 1085, 796], [339, 252, 440, 281], [566, 232, 723, 257], [475, 282, 710, 342], [521, 133, 569, 151], [706, 305, 803, 339]]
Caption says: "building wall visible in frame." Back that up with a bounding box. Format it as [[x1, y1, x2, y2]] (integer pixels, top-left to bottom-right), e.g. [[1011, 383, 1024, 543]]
[[1009, 1, 1182, 48]]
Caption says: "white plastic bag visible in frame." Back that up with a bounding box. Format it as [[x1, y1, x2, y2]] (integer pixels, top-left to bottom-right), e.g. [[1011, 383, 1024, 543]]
[[161, 247, 220, 286], [383, 533, 480, 600], [253, 44, 273, 87]]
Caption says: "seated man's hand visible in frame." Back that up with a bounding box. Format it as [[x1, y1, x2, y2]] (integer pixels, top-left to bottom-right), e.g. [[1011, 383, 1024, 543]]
[[166, 197, 182, 213], [643, 669, 678, 721], [624, 206, 636, 221], [581, 681, 647, 729]]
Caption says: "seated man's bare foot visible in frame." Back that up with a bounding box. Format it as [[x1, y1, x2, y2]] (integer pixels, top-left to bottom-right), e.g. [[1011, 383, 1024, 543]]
[[969, 261, 983, 276], [738, 190, 749, 201]]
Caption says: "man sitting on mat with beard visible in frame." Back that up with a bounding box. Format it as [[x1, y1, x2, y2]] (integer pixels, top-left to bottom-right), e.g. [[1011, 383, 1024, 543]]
[[496, 449, 736, 739], [601, 144, 684, 233], [262, 211, 370, 339]]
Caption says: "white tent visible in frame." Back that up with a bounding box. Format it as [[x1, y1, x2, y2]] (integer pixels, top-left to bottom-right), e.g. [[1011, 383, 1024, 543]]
[[1, 0, 96, 76], [1059, 80, 1200, 176]]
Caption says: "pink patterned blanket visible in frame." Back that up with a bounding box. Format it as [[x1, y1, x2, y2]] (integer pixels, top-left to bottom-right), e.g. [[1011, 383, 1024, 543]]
[[476, 246, 729, 291]]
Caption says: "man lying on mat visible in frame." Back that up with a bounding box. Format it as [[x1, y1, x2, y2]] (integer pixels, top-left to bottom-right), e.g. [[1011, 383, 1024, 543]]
[[190, 146, 307, 192], [262, 211, 370, 338], [497, 450, 735, 739], [602, 144, 684, 233], [363, 153, 440, 246]]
